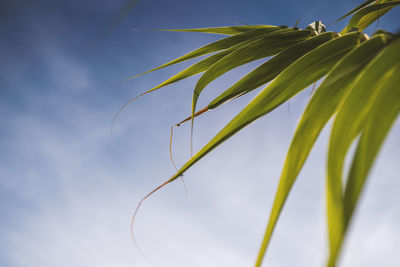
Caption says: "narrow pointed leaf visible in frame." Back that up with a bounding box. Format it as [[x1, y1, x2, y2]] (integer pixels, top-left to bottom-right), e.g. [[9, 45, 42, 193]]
[[127, 26, 287, 79], [254, 32, 391, 267], [326, 37, 400, 267], [163, 32, 365, 187], [336, 0, 376, 22], [343, 63, 400, 228], [191, 28, 311, 117], [157, 25, 280, 35], [207, 32, 339, 110], [342, 1, 400, 33], [141, 38, 257, 95]]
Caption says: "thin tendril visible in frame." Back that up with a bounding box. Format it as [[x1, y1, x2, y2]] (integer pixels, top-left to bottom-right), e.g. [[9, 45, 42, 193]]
[[169, 126, 179, 172], [170, 126, 188, 197], [130, 180, 171, 266], [190, 119, 194, 157], [110, 92, 147, 136]]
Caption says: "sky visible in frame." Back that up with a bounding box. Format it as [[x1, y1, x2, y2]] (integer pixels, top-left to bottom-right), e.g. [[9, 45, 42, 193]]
[[1, 0, 400, 266]]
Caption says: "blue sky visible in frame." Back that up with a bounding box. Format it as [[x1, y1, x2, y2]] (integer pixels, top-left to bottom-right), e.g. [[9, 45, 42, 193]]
[[1, 0, 400, 266]]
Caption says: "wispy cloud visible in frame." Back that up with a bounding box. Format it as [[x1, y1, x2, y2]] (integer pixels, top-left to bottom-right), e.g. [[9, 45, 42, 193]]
[[2, 1, 400, 267]]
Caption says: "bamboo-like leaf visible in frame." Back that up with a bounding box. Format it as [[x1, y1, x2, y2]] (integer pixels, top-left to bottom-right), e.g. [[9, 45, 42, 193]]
[[132, 32, 367, 267], [326, 37, 400, 267], [254, 32, 391, 267], [335, 0, 376, 22], [139, 38, 257, 95], [157, 25, 280, 35], [127, 1, 400, 265], [342, 1, 400, 33], [111, 39, 262, 129], [114, 28, 295, 130], [343, 63, 400, 228], [354, 2, 394, 32], [207, 32, 339, 110], [161, 32, 364, 187], [126, 26, 287, 79], [191, 28, 311, 121]]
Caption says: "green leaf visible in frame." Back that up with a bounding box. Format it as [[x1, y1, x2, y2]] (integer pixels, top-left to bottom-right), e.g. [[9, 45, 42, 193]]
[[163, 31, 365, 187], [326, 37, 400, 267], [335, 0, 376, 22], [342, 1, 400, 33], [254, 32, 391, 267], [343, 63, 400, 228], [191, 28, 311, 121], [156, 25, 280, 35], [207, 32, 339, 110], [126, 26, 287, 79], [139, 38, 258, 95], [114, 28, 296, 130]]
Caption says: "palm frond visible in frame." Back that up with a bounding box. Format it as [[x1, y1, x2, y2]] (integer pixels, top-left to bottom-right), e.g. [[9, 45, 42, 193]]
[[163, 31, 366, 185], [125, 2, 400, 266], [255, 31, 393, 267], [207, 31, 337, 109]]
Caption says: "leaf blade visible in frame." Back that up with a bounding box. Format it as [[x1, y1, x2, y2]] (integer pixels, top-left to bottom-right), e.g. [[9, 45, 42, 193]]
[[254, 32, 391, 267], [206, 32, 339, 109], [343, 63, 400, 228], [142, 38, 258, 94], [342, 1, 400, 33], [127, 26, 287, 79], [191, 28, 311, 117], [326, 37, 400, 267], [335, 0, 376, 22], [165, 32, 365, 185]]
